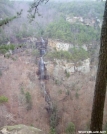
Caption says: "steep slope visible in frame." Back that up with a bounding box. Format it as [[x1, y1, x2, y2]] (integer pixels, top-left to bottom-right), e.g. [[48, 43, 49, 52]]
[[0, 49, 107, 134]]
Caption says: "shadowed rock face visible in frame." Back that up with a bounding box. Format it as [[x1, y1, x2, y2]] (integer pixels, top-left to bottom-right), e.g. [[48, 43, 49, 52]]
[[0, 124, 44, 134]]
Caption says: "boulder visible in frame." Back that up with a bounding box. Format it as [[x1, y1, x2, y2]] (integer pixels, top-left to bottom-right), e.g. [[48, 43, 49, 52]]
[[0, 124, 44, 134]]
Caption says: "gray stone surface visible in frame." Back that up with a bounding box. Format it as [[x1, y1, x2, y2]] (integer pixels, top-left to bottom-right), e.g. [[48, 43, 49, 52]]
[[0, 124, 44, 134]]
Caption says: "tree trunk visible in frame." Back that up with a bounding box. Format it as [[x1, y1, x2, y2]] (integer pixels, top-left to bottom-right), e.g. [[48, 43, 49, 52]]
[[90, 1, 107, 132]]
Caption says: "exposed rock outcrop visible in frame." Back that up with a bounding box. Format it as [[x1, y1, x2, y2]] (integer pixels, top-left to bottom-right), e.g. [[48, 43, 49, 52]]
[[46, 58, 90, 76], [0, 124, 44, 134], [48, 39, 88, 51]]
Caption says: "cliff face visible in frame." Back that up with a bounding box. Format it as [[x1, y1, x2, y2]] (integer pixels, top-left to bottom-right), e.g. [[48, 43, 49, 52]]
[[51, 58, 90, 74], [48, 39, 88, 51]]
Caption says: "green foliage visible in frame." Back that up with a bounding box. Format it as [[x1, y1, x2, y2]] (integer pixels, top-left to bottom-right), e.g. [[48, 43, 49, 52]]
[[0, 44, 15, 51], [75, 92, 79, 99], [45, 17, 100, 45], [54, 79, 61, 85], [0, 96, 8, 103], [0, 28, 7, 44], [0, 70, 2, 77], [46, 50, 72, 61], [0, 0, 103, 47], [0, 16, 16, 27], [66, 90, 70, 96], [0, 0, 103, 45], [0, 49, 7, 54], [69, 47, 89, 62], [30, 124, 34, 127], [0, 0, 23, 27], [49, 127, 56, 134], [0, 44, 15, 54], [20, 87, 32, 111], [49, 105, 58, 133], [46, 47, 88, 62], [27, 0, 49, 22], [65, 70, 70, 78], [25, 92, 31, 103], [66, 122, 75, 134], [5, 53, 11, 58], [16, 33, 22, 39], [16, 23, 36, 39], [25, 92, 32, 111], [48, 1, 105, 19]]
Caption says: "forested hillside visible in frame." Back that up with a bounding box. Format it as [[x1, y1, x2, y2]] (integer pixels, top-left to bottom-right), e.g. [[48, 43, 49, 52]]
[[45, 17, 100, 44], [43, 1, 104, 44], [0, 1, 105, 45], [47, 1, 105, 19], [0, 1, 107, 134]]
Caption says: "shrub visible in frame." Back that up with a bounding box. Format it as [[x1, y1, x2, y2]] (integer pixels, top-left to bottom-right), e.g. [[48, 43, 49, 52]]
[[0, 49, 7, 54], [0, 44, 15, 55], [65, 70, 70, 78], [55, 79, 61, 85], [50, 105, 59, 131], [66, 90, 70, 96], [25, 92, 32, 111], [49, 127, 56, 134], [25, 92, 31, 103], [45, 16, 100, 45], [66, 122, 75, 134], [0, 96, 8, 103], [75, 92, 79, 99], [46, 50, 72, 61], [0, 70, 2, 77], [69, 47, 89, 62], [4, 53, 11, 58], [0, 44, 15, 51], [46, 47, 89, 62]]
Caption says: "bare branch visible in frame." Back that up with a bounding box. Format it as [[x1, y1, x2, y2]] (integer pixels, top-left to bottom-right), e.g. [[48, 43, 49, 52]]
[[0, 9, 23, 27], [27, 0, 49, 22]]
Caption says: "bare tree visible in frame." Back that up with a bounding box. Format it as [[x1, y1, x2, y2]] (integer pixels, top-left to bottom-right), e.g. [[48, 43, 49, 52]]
[[90, 0, 107, 132]]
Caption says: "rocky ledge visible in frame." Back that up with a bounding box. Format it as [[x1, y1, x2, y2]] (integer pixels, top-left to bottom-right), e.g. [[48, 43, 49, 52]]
[[0, 124, 44, 134]]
